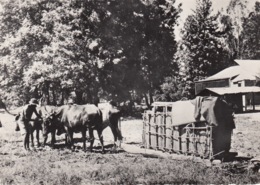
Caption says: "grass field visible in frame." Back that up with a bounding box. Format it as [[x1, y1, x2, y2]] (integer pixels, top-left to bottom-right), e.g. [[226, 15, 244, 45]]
[[0, 111, 259, 184]]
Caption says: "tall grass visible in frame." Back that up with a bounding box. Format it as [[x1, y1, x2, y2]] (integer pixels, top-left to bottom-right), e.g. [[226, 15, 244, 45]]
[[0, 143, 259, 184]]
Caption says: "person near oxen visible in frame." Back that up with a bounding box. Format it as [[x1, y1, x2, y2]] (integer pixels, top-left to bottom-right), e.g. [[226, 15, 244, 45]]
[[16, 98, 42, 150]]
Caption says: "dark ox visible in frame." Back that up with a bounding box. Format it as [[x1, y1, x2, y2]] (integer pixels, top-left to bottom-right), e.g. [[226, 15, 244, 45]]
[[42, 104, 104, 152], [98, 102, 123, 148]]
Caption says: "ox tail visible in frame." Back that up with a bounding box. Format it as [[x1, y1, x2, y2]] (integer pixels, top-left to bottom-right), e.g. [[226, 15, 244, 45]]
[[0, 100, 19, 130], [0, 100, 17, 116], [4, 108, 17, 116]]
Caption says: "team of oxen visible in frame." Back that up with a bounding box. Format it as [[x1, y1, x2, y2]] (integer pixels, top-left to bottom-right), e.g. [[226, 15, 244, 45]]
[[15, 102, 123, 153]]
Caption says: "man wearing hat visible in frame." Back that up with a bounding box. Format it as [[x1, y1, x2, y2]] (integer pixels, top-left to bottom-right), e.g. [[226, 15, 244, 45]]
[[16, 98, 42, 150]]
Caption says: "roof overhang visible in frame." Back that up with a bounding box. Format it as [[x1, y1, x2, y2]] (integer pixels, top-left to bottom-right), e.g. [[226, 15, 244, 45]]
[[195, 77, 230, 83], [198, 86, 260, 96], [232, 74, 257, 82]]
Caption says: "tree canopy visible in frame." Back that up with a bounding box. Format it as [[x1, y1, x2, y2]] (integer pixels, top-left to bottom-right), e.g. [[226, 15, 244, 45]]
[[0, 0, 259, 109], [0, 0, 181, 107]]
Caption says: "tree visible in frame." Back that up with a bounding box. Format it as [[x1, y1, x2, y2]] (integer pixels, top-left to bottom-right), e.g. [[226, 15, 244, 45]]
[[0, 0, 51, 104], [240, 2, 260, 59], [0, 0, 103, 105], [96, 0, 182, 107], [226, 0, 249, 59], [0, 0, 181, 108], [177, 0, 231, 97]]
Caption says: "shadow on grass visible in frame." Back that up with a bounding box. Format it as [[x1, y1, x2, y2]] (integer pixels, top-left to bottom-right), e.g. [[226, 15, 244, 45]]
[[44, 139, 125, 154], [216, 152, 253, 163], [223, 156, 253, 162], [125, 142, 142, 145]]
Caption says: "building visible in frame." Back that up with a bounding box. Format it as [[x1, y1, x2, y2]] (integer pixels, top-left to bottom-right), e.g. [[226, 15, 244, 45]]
[[195, 60, 260, 112]]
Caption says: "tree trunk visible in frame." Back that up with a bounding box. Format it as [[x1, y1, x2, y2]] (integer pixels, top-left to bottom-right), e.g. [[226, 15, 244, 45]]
[[33, 86, 40, 99], [75, 91, 83, 105], [52, 88, 57, 105], [42, 82, 50, 105], [61, 91, 65, 105], [144, 94, 152, 110], [149, 90, 153, 106], [86, 91, 92, 104], [93, 96, 100, 106]]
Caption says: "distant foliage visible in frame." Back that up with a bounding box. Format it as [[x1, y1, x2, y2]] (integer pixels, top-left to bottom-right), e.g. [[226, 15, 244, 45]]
[[155, 76, 190, 101], [240, 2, 260, 59], [221, 0, 260, 60], [226, 0, 250, 59]]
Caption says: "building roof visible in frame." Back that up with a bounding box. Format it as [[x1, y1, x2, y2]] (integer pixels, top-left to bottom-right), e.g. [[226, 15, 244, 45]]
[[235, 60, 260, 78], [232, 73, 257, 82], [197, 65, 257, 82], [199, 66, 240, 82], [200, 86, 260, 95]]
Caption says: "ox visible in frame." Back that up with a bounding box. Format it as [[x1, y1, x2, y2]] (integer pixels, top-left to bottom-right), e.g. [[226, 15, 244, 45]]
[[42, 104, 104, 152], [98, 102, 123, 149]]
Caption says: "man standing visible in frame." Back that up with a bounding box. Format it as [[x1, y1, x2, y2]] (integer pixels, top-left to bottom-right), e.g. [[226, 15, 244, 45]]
[[17, 98, 42, 150]]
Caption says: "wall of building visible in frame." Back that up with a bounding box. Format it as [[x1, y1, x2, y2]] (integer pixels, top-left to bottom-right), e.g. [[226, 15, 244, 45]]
[[196, 77, 260, 108], [232, 80, 260, 105], [195, 79, 229, 95]]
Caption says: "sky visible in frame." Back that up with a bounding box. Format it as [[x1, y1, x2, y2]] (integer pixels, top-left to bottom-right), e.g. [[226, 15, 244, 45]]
[[174, 0, 257, 40], [175, 0, 230, 26]]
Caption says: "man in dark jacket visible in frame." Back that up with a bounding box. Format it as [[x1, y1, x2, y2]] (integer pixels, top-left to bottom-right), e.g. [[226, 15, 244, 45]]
[[17, 98, 42, 150]]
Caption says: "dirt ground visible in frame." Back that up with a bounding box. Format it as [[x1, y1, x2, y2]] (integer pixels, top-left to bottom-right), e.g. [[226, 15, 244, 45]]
[[0, 111, 259, 184], [0, 110, 259, 158], [232, 112, 260, 157]]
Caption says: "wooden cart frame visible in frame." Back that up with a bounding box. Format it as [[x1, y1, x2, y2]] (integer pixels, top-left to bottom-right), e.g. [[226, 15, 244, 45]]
[[142, 109, 215, 159]]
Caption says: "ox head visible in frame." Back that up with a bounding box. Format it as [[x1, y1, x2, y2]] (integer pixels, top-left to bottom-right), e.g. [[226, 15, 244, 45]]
[[42, 113, 57, 137]]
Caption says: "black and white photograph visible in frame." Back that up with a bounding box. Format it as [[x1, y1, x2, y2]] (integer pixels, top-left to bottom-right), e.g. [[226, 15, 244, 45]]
[[0, 0, 260, 184]]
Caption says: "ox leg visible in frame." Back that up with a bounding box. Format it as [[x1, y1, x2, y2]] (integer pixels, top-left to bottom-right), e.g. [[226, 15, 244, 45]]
[[97, 129, 104, 153], [36, 130, 40, 147], [70, 131, 74, 149], [67, 130, 74, 149], [89, 129, 94, 152], [50, 130, 56, 148], [65, 134, 68, 145], [110, 126, 122, 150], [117, 128, 123, 140], [82, 129, 87, 151], [116, 127, 123, 148], [65, 127, 71, 149], [110, 127, 118, 149], [24, 133, 30, 150], [31, 130, 34, 148], [43, 135, 48, 147]]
